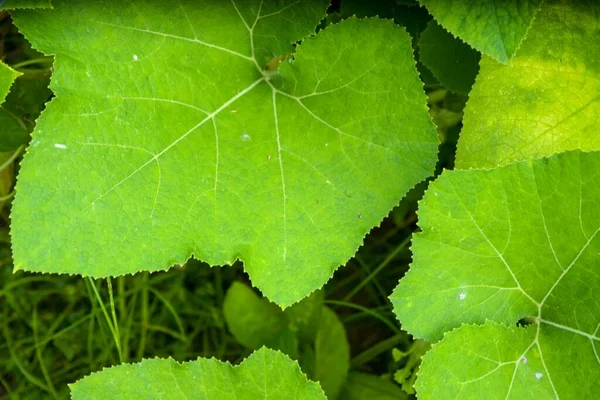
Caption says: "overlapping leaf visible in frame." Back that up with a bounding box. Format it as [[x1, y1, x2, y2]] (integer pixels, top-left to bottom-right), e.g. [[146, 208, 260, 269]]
[[0, 60, 20, 104], [391, 151, 600, 398], [455, 0, 600, 169], [70, 347, 326, 400], [0, 73, 51, 152], [11, 0, 437, 307], [418, 0, 542, 63]]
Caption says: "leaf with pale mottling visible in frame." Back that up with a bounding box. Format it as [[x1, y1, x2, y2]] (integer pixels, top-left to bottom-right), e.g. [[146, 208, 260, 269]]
[[391, 150, 600, 398], [455, 1, 600, 169]]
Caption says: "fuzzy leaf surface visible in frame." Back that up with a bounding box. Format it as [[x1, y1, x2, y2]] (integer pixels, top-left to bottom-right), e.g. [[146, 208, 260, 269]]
[[455, 1, 600, 169], [418, 0, 542, 63], [11, 0, 437, 306], [70, 347, 326, 400], [391, 151, 600, 398]]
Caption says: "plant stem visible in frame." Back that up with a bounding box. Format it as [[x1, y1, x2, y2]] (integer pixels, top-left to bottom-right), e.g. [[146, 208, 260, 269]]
[[350, 334, 407, 368], [342, 236, 411, 302]]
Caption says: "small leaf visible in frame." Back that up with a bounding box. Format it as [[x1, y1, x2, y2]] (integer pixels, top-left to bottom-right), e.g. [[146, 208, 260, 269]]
[[391, 150, 600, 398], [284, 290, 324, 341], [418, 21, 480, 94], [339, 372, 408, 400], [314, 306, 350, 400], [69, 347, 326, 400], [455, 1, 600, 169], [223, 282, 287, 350], [418, 0, 542, 63], [0, 61, 21, 105], [11, 0, 438, 307]]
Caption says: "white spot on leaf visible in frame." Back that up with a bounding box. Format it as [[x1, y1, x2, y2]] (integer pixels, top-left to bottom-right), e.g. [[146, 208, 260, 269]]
[[240, 133, 251, 142], [521, 357, 528, 364], [535, 372, 543, 379], [54, 143, 67, 150], [458, 293, 466, 300], [133, 54, 139, 61]]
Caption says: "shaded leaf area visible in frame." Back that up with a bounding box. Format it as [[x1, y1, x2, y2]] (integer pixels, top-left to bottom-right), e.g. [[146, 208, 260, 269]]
[[224, 283, 349, 399], [456, 0, 600, 169], [70, 347, 326, 400], [0, 73, 51, 151], [0, 12, 52, 210], [419, 20, 480, 94], [418, 0, 542, 63], [392, 151, 600, 398], [11, 0, 437, 307], [0, 0, 52, 10]]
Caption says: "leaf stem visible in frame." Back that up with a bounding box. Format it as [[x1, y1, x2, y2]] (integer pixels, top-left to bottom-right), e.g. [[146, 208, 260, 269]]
[[342, 236, 411, 302], [88, 277, 123, 363], [0, 145, 24, 173]]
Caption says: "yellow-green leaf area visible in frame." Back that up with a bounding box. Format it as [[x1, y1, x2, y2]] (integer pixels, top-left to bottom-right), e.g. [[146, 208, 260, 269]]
[[11, 1, 438, 307], [418, 0, 542, 63], [391, 151, 600, 398], [69, 347, 326, 400], [455, 0, 600, 169]]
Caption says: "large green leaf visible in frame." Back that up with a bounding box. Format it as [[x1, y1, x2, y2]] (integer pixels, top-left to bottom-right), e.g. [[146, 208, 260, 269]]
[[418, 0, 542, 63], [455, 1, 600, 169], [69, 347, 326, 400], [391, 151, 600, 398], [11, 0, 437, 307]]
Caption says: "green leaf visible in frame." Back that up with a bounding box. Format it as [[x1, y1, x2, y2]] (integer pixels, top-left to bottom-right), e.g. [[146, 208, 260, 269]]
[[455, 1, 600, 169], [223, 282, 288, 350], [284, 289, 324, 342], [11, 1, 437, 307], [391, 150, 600, 398], [223, 282, 348, 398], [0, 0, 51, 9], [339, 372, 408, 400], [314, 306, 350, 399], [418, 21, 480, 94], [0, 73, 52, 152], [418, 0, 542, 63], [0, 61, 20, 105], [69, 347, 326, 400]]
